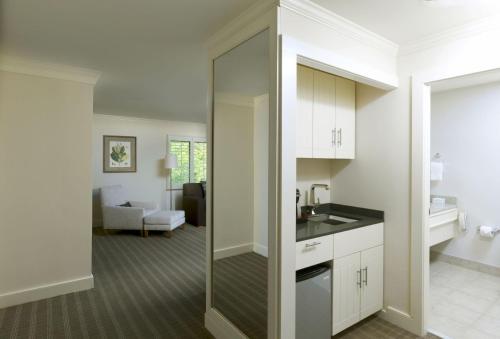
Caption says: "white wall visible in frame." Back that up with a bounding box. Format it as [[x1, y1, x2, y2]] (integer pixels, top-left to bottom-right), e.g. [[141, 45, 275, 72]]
[[92, 114, 206, 226], [213, 100, 254, 257], [329, 23, 500, 331], [296, 159, 332, 209], [0, 70, 94, 307], [431, 82, 500, 268]]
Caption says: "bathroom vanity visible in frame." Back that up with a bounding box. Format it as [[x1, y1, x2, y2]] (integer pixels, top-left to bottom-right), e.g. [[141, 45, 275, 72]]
[[296, 204, 384, 336], [429, 196, 459, 247]]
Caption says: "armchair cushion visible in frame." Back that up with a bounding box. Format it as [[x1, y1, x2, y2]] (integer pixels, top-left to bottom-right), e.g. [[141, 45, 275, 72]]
[[102, 206, 144, 230], [100, 185, 160, 230]]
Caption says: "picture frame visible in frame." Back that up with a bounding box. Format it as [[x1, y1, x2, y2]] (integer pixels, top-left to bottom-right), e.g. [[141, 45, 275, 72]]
[[103, 135, 137, 173]]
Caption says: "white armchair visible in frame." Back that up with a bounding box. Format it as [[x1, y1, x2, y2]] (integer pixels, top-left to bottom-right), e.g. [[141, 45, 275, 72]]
[[100, 185, 159, 231]]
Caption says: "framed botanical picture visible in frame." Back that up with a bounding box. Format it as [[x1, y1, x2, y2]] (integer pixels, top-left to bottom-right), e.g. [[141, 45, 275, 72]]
[[103, 135, 137, 173]]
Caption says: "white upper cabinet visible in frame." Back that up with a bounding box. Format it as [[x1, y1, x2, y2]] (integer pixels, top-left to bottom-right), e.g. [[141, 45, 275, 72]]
[[335, 76, 356, 159], [296, 65, 356, 159], [296, 65, 314, 158], [312, 69, 336, 158]]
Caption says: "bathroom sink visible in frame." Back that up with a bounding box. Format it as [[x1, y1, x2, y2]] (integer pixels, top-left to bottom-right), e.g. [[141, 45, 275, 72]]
[[328, 215, 358, 223], [301, 214, 359, 226]]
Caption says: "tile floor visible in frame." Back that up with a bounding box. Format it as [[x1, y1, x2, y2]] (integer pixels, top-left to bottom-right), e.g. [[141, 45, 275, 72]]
[[430, 259, 500, 339]]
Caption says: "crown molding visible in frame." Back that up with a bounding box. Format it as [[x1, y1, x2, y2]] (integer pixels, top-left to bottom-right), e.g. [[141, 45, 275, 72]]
[[400, 14, 500, 56], [206, 0, 278, 54], [0, 56, 101, 85], [279, 0, 399, 58]]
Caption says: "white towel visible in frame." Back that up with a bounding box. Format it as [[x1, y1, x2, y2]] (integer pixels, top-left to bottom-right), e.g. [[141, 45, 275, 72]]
[[430, 161, 443, 181]]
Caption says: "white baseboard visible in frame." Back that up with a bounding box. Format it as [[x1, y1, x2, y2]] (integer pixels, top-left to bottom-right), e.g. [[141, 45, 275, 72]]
[[214, 243, 253, 260], [379, 306, 421, 336], [205, 308, 246, 339], [0, 275, 94, 309], [253, 243, 268, 257]]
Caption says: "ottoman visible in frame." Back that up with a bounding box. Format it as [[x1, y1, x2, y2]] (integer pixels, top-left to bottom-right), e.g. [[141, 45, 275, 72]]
[[143, 210, 185, 237]]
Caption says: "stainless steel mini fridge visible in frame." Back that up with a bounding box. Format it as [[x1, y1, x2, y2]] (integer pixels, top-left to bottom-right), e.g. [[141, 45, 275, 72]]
[[296, 263, 332, 339]]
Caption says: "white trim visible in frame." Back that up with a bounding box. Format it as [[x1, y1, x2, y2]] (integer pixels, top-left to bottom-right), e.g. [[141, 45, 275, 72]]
[[204, 309, 247, 339], [411, 65, 500, 336], [0, 275, 94, 309], [213, 243, 254, 260], [279, 0, 398, 57], [279, 35, 299, 339], [253, 243, 269, 257], [400, 14, 500, 56], [379, 307, 420, 334], [0, 56, 101, 85]]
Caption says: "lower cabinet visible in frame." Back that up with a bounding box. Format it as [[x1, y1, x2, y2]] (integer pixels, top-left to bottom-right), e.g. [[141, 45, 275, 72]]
[[332, 245, 384, 336]]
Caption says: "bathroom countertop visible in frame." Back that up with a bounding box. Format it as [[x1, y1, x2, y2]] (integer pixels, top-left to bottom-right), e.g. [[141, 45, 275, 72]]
[[296, 203, 384, 242], [430, 204, 457, 216]]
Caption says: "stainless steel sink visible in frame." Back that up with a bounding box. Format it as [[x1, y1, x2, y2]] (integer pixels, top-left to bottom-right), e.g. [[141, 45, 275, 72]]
[[328, 215, 358, 223], [303, 213, 359, 225]]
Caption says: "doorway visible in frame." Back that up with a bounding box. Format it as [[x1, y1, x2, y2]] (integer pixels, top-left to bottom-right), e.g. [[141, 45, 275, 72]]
[[411, 68, 500, 337]]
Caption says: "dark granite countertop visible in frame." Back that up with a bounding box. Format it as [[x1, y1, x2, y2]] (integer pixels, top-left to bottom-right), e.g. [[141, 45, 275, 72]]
[[296, 203, 384, 242]]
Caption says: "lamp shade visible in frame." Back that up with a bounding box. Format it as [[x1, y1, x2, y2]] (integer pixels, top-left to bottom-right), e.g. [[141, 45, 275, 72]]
[[164, 153, 178, 169]]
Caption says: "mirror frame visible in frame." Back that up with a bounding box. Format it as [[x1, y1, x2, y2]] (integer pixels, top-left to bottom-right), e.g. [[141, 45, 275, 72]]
[[205, 5, 279, 339]]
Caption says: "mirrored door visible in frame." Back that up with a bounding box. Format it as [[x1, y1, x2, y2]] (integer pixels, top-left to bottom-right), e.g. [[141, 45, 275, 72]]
[[212, 29, 270, 338]]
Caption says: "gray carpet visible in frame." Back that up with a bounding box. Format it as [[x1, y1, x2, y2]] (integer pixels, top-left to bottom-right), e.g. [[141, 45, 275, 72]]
[[0, 226, 211, 339], [0, 225, 437, 339], [213, 253, 267, 339]]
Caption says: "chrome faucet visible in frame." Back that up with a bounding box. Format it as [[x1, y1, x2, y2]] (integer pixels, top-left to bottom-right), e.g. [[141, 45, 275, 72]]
[[310, 184, 330, 206]]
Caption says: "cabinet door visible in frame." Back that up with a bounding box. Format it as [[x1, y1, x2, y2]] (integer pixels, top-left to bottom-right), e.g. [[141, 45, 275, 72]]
[[335, 76, 355, 159], [296, 65, 313, 158], [332, 252, 361, 335], [312, 70, 336, 158], [360, 245, 384, 319]]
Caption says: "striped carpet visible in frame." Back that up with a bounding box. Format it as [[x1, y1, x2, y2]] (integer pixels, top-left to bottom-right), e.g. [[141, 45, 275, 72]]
[[0, 225, 437, 339], [214, 253, 267, 339], [0, 226, 211, 339]]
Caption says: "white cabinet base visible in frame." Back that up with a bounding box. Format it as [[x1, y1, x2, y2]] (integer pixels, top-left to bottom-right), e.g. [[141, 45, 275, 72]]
[[331, 225, 384, 336], [332, 252, 361, 335], [360, 246, 384, 319]]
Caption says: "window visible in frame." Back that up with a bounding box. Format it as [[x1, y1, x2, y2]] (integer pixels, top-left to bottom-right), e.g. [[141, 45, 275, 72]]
[[193, 141, 207, 183], [168, 136, 207, 188]]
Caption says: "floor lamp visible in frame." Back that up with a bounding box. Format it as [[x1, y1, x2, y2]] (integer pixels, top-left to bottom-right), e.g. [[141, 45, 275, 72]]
[[165, 154, 178, 210]]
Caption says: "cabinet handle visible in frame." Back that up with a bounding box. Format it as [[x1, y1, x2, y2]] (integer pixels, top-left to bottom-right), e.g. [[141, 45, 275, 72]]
[[338, 128, 342, 147], [305, 241, 321, 248], [357, 270, 362, 288], [332, 128, 336, 146], [363, 267, 368, 286]]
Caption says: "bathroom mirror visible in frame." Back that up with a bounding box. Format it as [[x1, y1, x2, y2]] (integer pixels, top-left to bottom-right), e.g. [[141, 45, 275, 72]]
[[212, 29, 269, 338]]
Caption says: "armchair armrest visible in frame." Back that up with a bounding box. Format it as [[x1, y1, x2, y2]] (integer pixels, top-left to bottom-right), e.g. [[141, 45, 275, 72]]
[[102, 206, 144, 230], [129, 201, 159, 210]]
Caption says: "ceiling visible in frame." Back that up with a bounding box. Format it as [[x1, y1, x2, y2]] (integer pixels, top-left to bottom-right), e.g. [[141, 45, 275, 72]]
[[3, 0, 500, 123], [311, 0, 500, 44], [0, 0, 255, 122]]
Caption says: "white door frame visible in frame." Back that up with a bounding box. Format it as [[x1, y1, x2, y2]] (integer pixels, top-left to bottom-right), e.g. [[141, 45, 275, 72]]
[[279, 35, 397, 338], [411, 65, 500, 336]]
